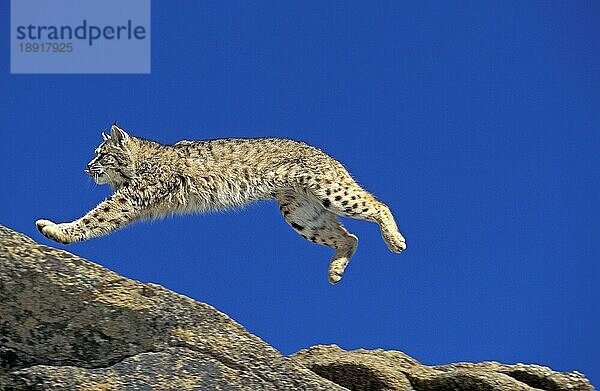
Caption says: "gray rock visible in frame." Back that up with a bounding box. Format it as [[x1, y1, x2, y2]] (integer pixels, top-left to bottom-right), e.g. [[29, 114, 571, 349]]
[[290, 345, 595, 391], [0, 225, 341, 390], [0, 225, 595, 390]]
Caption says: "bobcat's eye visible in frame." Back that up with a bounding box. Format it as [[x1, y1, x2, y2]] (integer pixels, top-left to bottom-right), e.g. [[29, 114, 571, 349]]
[[101, 154, 116, 164]]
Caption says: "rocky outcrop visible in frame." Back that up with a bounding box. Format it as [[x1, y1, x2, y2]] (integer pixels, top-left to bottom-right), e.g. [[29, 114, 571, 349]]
[[292, 345, 594, 391], [0, 225, 595, 390], [0, 225, 341, 390]]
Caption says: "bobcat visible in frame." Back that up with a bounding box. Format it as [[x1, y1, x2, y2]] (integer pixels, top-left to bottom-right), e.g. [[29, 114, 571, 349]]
[[36, 124, 406, 283]]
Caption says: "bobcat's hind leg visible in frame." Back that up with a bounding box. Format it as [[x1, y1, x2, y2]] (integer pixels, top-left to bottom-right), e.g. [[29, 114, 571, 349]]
[[368, 202, 407, 254], [306, 178, 407, 253], [276, 190, 358, 284]]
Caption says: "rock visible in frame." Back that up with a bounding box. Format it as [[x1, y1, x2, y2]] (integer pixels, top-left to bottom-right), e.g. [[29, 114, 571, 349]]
[[0, 224, 595, 390], [290, 345, 595, 391], [0, 225, 341, 390]]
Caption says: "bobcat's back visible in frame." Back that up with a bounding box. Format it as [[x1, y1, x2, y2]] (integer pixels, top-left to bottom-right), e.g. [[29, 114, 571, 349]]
[[162, 137, 348, 210]]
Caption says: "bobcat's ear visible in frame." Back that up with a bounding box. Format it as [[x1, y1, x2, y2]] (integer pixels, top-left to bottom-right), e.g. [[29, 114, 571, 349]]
[[109, 123, 130, 145], [101, 131, 110, 141]]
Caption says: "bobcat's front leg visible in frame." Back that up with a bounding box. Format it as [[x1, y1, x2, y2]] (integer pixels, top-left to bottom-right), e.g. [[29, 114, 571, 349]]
[[36, 192, 137, 244]]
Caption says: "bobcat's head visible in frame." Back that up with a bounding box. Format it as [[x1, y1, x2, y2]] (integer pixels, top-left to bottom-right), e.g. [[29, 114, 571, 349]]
[[87, 124, 136, 188]]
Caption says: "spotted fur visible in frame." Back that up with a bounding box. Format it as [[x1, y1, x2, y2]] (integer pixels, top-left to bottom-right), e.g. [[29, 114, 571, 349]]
[[36, 124, 406, 283]]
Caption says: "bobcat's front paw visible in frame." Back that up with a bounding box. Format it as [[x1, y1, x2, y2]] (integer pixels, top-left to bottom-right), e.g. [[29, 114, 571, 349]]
[[35, 219, 74, 245]]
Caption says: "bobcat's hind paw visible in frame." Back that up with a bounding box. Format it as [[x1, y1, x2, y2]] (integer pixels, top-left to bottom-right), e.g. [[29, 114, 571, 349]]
[[383, 232, 407, 254], [35, 219, 73, 245], [328, 255, 352, 285]]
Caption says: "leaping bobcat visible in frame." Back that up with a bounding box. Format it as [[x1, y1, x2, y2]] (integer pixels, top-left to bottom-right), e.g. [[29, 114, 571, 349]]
[[36, 124, 406, 283]]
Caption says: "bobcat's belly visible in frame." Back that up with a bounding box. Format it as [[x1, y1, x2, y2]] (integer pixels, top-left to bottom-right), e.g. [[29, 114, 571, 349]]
[[182, 177, 276, 213]]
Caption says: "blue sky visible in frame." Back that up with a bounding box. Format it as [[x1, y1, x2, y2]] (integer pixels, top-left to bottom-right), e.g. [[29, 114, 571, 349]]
[[1, 1, 598, 385]]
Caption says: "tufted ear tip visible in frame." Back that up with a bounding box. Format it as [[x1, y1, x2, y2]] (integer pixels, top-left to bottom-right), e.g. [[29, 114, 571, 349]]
[[110, 123, 130, 144]]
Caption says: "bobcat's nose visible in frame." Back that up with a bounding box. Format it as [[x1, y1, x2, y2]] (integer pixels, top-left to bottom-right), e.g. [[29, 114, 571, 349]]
[[85, 163, 95, 176]]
